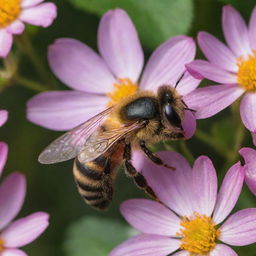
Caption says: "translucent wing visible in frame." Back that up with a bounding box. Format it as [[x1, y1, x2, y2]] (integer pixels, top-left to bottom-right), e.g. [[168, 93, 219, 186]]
[[78, 120, 147, 163], [39, 107, 114, 164]]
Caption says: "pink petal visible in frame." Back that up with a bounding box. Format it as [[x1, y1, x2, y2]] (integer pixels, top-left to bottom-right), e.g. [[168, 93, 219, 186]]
[[186, 60, 237, 84], [249, 7, 256, 50], [2, 212, 49, 247], [252, 132, 256, 146], [0, 142, 8, 176], [48, 38, 116, 93], [184, 84, 244, 119], [140, 36, 195, 91], [19, 2, 57, 27], [109, 234, 180, 256], [222, 5, 251, 57], [198, 32, 238, 72], [1, 249, 27, 256], [182, 110, 196, 139], [132, 150, 194, 217], [210, 244, 238, 256], [176, 71, 201, 96], [21, 0, 44, 8], [120, 199, 180, 236], [26, 91, 107, 131], [0, 172, 26, 230], [172, 251, 188, 256], [0, 30, 13, 58], [6, 21, 25, 35], [192, 156, 217, 216], [239, 147, 256, 195], [213, 162, 245, 225], [0, 110, 8, 127], [219, 208, 256, 246], [240, 93, 256, 133], [98, 9, 143, 82]]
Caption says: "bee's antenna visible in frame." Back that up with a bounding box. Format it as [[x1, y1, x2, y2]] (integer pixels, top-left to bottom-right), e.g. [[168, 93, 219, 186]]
[[175, 72, 185, 88], [184, 107, 196, 113]]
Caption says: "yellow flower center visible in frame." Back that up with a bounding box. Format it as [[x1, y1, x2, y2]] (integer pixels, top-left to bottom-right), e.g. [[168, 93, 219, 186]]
[[177, 212, 220, 255], [107, 78, 138, 106], [237, 51, 256, 92], [0, 239, 4, 252], [0, 0, 21, 28]]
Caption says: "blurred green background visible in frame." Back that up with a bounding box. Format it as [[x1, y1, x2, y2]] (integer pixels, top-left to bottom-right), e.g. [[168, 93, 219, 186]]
[[1, 0, 256, 255]]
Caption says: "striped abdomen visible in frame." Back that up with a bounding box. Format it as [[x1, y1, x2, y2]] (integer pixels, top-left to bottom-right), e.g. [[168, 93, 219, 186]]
[[73, 145, 124, 210]]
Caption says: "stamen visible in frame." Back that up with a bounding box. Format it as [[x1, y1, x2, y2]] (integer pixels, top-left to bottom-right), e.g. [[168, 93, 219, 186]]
[[0, 0, 21, 28], [177, 212, 220, 255], [237, 51, 256, 92], [107, 78, 138, 106], [0, 239, 4, 252]]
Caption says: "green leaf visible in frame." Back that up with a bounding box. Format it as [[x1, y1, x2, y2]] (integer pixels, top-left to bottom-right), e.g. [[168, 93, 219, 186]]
[[67, 0, 194, 49], [63, 216, 137, 256]]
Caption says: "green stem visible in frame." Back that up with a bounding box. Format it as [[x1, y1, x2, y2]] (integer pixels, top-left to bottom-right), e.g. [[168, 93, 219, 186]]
[[179, 141, 194, 164], [14, 75, 48, 92]]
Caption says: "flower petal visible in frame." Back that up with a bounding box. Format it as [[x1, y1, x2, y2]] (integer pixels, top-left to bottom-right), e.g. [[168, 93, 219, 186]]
[[184, 84, 244, 119], [239, 147, 256, 195], [109, 234, 180, 256], [249, 7, 256, 50], [26, 91, 107, 131], [21, 0, 44, 8], [198, 32, 238, 72], [19, 2, 57, 28], [172, 251, 189, 256], [252, 132, 256, 146], [140, 36, 195, 91], [219, 208, 256, 246], [0, 172, 26, 230], [210, 244, 238, 256], [120, 199, 180, 236], [132, 151, 194, 217], [6, 21, 25, 35], [2, 212, 49, 247], [0, 110, 8, 127], [0, 142, 8, 176], [213, 162, 244, 225], [1, 249, 27, 256], [98, 9, 143, 82], [0, 30, 13, 58], [176, 71, 201, 96], [186, 60, 237, 84], [48, 38, 116, 93], [240, 92, 256, 133], [192, 156, 217, 216], [182, 110, 196, 139], [222, 5, 251, 57]]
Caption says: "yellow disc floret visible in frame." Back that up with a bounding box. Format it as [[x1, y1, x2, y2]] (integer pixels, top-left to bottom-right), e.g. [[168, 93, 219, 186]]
[[107, 78, 138, 106], [177, 212, 220, 255], [0, 0, 21, 28], [237, 51, 256, 92], [0, 239, 4, 252]]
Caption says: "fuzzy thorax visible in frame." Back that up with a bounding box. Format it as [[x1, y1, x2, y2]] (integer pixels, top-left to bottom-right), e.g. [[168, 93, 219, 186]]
[[0, 0, 21, 28]]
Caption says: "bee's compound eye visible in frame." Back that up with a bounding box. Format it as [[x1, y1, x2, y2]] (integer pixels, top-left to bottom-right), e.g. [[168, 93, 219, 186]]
[[164, 104, 182, 128]]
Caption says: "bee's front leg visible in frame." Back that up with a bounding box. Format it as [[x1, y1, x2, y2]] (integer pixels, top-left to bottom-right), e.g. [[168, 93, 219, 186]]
[[139, 140, 176, 170]]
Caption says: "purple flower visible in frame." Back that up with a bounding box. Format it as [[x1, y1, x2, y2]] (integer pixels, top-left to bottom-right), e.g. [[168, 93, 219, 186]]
[[239, 147, 256, 195], [0, 110, 8, 127], [110, 151, 256, 256], [0, 0, 57, 58], [185, 5, 256, 139], [0, 142, 49, 255], [27, 8, 200, 138]]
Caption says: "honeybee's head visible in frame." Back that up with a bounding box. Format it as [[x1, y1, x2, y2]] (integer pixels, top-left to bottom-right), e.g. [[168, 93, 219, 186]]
[[157, 85, 185, 130]]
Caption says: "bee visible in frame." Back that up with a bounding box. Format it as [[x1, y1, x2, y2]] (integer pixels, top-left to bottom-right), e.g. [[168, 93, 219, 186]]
[[39, 85, 192, 210]]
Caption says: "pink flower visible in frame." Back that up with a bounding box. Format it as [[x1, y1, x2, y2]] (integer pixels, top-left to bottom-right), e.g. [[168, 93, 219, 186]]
[[239, 147, 256, 195], [0, 0, 57, 58], [110, 151, 256, 256], [0, 142, 49, 256], [27, 8, 200, 138], [0, 110, 8, 127], [185, 5, 256, 137]]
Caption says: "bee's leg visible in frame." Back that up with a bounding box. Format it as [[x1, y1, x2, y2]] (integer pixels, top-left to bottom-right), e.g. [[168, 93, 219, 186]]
[[139, 140, 175, 170], [123, 143, 158, 200]]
